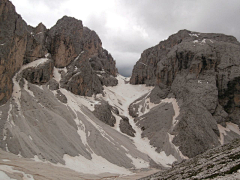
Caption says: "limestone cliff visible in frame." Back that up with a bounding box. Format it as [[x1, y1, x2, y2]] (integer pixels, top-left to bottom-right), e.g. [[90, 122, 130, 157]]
[[0, 0, 118, 105], [130, 29, 240, 158]]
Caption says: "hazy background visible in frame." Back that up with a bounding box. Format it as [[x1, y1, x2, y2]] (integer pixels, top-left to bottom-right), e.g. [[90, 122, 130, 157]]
[[11, 0, 240, 77]]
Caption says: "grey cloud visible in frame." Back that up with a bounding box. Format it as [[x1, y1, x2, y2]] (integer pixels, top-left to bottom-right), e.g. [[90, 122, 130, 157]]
[[119, 0, 240, 41], [29, 0, 68, 9], [117, 66, 133, 77]]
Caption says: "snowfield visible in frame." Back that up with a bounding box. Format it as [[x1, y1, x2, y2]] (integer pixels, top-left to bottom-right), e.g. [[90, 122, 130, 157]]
[[1, 69, 240, 179]]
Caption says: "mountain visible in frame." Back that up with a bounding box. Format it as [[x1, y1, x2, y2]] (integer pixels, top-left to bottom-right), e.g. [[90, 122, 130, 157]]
[[130, 29, 240, 158], [0, 0, 240, 179]]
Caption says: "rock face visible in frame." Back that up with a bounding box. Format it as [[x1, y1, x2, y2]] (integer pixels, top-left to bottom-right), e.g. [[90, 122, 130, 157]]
[[21, 59, 54, 85], [0, 0, 28, 104], [139, 139, 240, 180], [93, 100, 116, 127], [131, 29, 240, 158], [0, 0, 118, 105]]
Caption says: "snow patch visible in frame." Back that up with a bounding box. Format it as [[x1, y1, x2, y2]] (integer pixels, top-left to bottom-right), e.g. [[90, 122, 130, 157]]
[[57, 88, 133, 174], [62, 154, 132, 175], [139, 62, 147, 66], [0, 171, 16, 180], [102, 75, 178, 167], [0, 165, 35, 180], [226, 122, 240, 135], [113, 113, 121, 131], [128, 115, 177, 167], [29, 135, 33, 141], [1, 159, 10, 162], [126, 154, 149, 169], [218, 124, 230, 145], [5, 144, 9, 152], [12, 58, 50, 109], [23, 80, 35, 97], [45, 53, 50, 58], [189, 33, 199, 37], [218, 123, 240, 145], [121, 145, 129, 152]]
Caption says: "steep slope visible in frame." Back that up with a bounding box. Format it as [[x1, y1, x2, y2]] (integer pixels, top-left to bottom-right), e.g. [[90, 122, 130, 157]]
[[139, 139, 240, 180], [0, 0, 47, 104], [0, 0, 182, 177], [0, 0, 118, 106], [1, 0, 240, 179], [130, 29, 240, 158]]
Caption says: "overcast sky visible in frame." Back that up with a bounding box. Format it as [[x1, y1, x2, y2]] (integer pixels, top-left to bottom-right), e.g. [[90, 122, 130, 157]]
[[11, 0, 240, 77]]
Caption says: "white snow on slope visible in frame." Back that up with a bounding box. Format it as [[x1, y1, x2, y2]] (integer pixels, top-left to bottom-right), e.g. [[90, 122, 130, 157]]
[[0, 165, 34, 180], [12, 58, 50, 108], [57, 88, 132, 175], [218, 122, 240, 145], [103, 75, 177, 167], [226, 122, 240, 135], [0, 171, 15, 180], [62, 153, 131, 175], [189, 33, 199, 37]]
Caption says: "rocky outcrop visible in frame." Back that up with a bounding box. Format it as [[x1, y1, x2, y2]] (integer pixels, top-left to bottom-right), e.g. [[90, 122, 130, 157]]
[[131, 29, 240, 86], [131, 29, 240, 158], [21, 59, 54, 85], [0, 0, 48, 105], [0, 0, 28, 104], [47, 16, 84, 68], [51, 17, 118, 96], [0, 0, 118, 105], [24, 23, 48, 64], [119, 116, 136, 137], [93, 100, 116, 127], [139, 139, 240, 180]]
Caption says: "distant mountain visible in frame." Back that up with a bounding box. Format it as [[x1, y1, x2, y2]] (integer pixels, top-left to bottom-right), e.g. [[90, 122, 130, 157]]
[[0, 0, 240, 179]]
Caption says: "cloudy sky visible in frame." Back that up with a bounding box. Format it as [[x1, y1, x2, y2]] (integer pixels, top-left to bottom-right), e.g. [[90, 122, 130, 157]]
[[11, 0, 240, 76]]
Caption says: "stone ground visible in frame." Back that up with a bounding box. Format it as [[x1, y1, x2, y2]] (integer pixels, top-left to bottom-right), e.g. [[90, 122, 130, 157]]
[[0, 149, 160, 180], [138, 139, 240, 180]]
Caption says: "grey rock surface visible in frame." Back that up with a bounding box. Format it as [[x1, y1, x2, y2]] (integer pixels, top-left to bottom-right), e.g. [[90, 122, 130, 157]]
[[21, 59, 54, 85], [139, 139, 240, 180], [0, 0, 118, 104], [93, 100, 116, 127], [119, 116, 136, 137], [56, 90, 67, 103], [130, 29, 240, 158], [0, 81, 150, 168], [47, 79, 59, 90]]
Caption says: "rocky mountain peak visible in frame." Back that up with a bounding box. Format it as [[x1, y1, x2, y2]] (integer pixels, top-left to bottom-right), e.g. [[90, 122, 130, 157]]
[[130, 29, 240, 158], [0, 0, 118, 105], [35, 22, 47, 33]]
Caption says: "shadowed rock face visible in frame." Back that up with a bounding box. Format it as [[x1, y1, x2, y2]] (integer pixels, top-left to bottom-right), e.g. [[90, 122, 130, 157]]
[[0, 0, 28, 104], [47, 16, 84, 68], [131, 29, 240, 158], [21, 59, 54, 85]]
